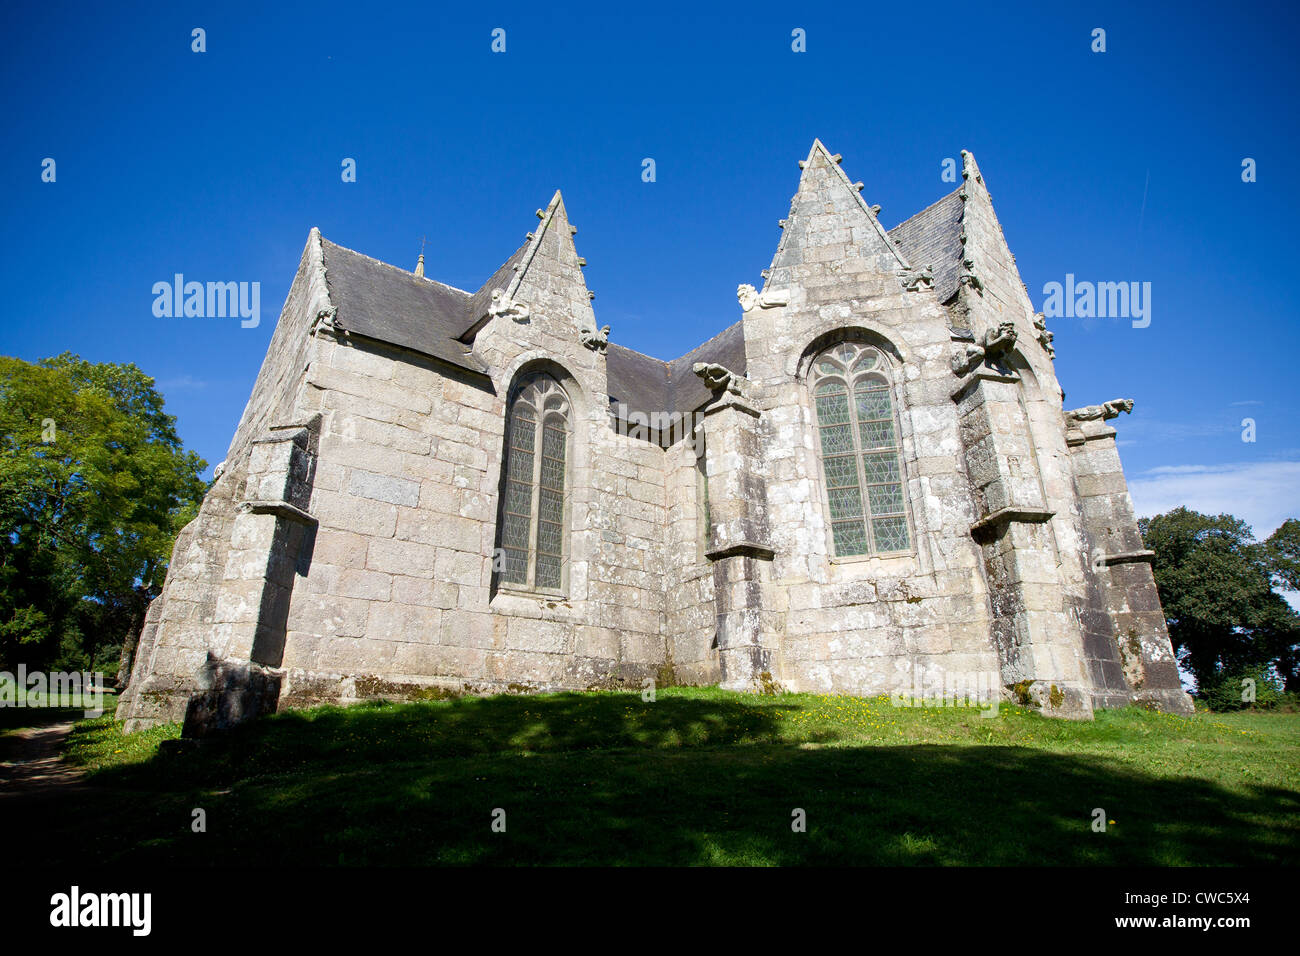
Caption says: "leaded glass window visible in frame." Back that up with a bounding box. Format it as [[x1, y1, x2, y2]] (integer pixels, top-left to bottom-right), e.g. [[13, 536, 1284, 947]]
[[810, 342, 910, 556], [498, 374, 570, 591]]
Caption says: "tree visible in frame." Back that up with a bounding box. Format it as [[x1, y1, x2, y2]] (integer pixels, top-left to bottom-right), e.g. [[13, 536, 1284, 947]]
[[1265, 518, 1300, 593], [0, 353, 206, 673], [1139, 507, 1300, 698]]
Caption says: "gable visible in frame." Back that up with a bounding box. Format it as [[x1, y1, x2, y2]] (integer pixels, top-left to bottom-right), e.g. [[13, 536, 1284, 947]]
[[316, 149, 1003, 417]]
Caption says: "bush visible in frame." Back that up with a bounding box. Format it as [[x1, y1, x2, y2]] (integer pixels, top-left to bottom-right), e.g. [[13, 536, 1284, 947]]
[[1197, 667, 1286, 712]]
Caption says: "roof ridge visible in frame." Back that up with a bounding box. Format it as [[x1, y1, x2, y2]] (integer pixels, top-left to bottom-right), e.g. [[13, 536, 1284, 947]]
[[320, 235, 473, 296], [606, 341, 670, 367], [471, 241, 530, 297], [607, 317, 745, 371], [888, 185, 965, 234]]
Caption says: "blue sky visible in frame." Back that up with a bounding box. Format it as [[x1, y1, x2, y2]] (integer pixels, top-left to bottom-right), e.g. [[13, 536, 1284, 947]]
[[2, 0, 1298, 539]]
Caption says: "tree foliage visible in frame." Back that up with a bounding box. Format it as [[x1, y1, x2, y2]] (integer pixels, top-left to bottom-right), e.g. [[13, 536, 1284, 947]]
[[1265, 518, 1300, 593], [0, 353, 207, 671], [1140, 507, 1300, 698]]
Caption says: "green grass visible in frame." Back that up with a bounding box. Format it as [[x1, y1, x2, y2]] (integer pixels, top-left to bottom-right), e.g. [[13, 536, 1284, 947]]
[[0, 690, 117, 730], [15, 687, 1300, 865]]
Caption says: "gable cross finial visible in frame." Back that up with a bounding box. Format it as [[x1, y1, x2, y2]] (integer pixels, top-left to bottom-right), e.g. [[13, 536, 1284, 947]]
[[415, 235, 429, 278]]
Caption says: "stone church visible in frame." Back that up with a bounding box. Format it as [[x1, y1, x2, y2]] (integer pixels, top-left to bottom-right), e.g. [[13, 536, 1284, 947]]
[[117, 140, 1192, 733]]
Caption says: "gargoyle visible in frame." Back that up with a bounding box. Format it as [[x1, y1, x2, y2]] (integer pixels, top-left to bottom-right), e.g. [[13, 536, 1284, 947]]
[[310, 306, 339, 337], [959, 257, 984, 294], [488, 289, 530, 323], [736, 283, 790, 312], [1033, 312, 1055, 359], [897, 265, 934, 292], [1066, 399, 1134, 423], [580, 324, 610, 353], [951, 321, 1017, 375], [693, 362, 746, 396]]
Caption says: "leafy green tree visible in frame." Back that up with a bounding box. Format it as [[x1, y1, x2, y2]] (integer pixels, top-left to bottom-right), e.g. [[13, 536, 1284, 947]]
[[1139, 507, 1300, 698], [0, 353, 206, 673], [1265, 518, 1300, 592]]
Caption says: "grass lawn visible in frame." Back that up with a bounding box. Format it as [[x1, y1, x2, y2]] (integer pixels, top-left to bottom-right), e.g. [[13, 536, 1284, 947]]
[[11, 687, 1300, 865], [0, 690, 116, 731]]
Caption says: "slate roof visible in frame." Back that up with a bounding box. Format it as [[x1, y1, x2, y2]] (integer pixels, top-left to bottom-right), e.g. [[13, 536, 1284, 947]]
[[605, 344, 669, 416], [606, 320, 747, 419], [665, 320, 747, 415], [319, 238, 486, 373], [317, 180, 966, 415], [887, 188, 966, 304], [460, 243, 529, 344]]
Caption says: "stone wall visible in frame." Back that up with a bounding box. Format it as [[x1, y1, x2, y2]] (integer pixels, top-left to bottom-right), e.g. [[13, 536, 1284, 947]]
[[272, 191, 674, 708], [662, 434, 718, 685], [118, 230, 329, 731], [1067, 419, 1190, 712], [741, 142, 1001, 700]]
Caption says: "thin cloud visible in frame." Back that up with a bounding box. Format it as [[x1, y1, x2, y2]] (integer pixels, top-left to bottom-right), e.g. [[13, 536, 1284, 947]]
[[1128, 460, 1300, 538], [154, 375, 209, 392]]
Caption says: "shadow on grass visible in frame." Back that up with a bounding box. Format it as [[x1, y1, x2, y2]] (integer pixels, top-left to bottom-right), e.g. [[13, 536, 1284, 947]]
[[79, 690, 802, 790], [22, 692, 1300, 866]]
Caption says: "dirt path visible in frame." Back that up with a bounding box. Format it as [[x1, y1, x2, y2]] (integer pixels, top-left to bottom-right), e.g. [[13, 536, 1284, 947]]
[[0, 716, 89, 797]]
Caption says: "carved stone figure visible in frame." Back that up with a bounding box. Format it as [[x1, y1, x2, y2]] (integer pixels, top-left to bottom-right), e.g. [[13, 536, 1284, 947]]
[[1066, 398, 1134, 423], [580, 324, 610, 353], [736, 283, 790, 312], [1033, 312, 1055, 359], [959, 256, 984, 294], [897, 265, 934, 292], [310, 306, 339, 337], [951, 321, 1017, 375], [693, 361, 746, 395], [488, 289, 530, 323]]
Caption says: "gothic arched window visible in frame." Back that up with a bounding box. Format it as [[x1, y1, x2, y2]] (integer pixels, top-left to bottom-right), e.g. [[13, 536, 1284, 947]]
[[498, 373, 570, 591], [810, 342, 911, 557]]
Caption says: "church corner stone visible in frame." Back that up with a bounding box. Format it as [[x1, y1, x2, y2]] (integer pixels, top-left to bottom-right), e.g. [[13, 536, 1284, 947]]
[[116, 142, 1192, 733]]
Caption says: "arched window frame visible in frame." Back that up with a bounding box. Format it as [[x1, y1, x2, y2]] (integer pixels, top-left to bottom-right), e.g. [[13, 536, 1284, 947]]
[[809, 341, 913, 558], [496, 373, 571, 594]]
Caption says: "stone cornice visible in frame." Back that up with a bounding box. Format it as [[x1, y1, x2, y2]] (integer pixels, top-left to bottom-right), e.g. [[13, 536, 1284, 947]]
[[238, 500, 318, 526], [705, 541, 775, 562], [701, 393, 761, 419], [950, 367, 1021, 403], [1065, 423, 1118, 447], [1093, 549, 1155, 568], [970, 506, 1055, 538]]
